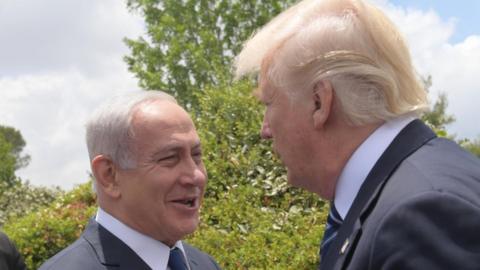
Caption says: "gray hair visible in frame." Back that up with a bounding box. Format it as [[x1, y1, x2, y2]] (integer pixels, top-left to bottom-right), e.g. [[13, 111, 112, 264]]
[[85, 91, 177, 170]]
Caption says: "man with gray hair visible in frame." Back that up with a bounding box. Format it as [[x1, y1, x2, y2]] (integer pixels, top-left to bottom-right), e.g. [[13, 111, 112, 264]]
[[40, 91, 221, 270], [235, 0, 480, 269]]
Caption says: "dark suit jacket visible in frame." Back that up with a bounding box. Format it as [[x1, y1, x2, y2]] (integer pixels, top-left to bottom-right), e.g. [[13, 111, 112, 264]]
[[39, 219, 221, 270], [321, 120, 480, 270], [0, 231, 26, 270]]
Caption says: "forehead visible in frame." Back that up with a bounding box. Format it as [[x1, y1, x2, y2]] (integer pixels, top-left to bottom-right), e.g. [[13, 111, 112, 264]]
[[131, 101, 199, 147], [254, 77, 276, 102]]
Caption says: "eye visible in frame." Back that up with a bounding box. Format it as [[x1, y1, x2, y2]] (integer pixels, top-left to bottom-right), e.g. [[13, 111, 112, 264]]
[[156, 154, 178, 165], [192, 151, 203, 163]]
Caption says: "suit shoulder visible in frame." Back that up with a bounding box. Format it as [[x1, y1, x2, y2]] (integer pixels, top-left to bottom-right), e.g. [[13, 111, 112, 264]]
[[386, 137, 480, 205], [183, 243, 222, 270], [412, 137, 480, 173], [39, 237, 104, 270], [369, 192, 480, 269]]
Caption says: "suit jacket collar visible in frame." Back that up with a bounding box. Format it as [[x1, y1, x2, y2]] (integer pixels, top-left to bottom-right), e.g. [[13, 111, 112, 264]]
[[82, 219, 201, 270], [321, 119, 436, 270]]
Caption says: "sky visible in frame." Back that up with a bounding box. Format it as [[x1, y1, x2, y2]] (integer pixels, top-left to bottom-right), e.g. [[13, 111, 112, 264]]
[[1, 0, 479, 190]]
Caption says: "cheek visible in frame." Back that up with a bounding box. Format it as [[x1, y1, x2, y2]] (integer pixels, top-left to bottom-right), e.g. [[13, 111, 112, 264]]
[[266, 110, 283, 134]]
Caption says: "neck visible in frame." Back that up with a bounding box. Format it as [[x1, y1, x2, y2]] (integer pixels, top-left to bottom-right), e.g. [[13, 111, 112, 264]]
[[313, 121, 382, 200]]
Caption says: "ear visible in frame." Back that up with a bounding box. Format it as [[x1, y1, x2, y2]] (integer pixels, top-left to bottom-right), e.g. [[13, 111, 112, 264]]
[[312, 80, 334, 129], [91, 155, 121, 199]]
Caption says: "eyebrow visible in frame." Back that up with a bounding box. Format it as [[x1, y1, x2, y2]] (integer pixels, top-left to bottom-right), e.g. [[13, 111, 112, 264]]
[[154, 141, 202, 155]]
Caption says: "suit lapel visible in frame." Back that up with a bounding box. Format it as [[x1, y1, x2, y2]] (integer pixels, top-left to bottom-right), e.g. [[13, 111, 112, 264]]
[[321, 120, 436, 270], [184, 244, 203, 270], [82, 219, 151, 270], [187, 255, 200, 270]]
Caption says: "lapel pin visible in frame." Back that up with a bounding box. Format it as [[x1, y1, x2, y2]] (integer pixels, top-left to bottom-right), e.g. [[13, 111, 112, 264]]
[[340, 239, 349, 254]]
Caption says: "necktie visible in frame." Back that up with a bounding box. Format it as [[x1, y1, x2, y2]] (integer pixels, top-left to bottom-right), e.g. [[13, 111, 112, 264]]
[[168, 247, 188, 270], [320, 203, 343, 262]]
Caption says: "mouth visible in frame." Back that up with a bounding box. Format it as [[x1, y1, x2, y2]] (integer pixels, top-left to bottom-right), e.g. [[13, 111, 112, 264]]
[[170, 196, 198, 209]]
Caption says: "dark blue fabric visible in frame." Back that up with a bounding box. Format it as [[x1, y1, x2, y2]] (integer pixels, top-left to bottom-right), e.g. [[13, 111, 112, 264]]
[[168, 247, 188, 270], [320, 203, 343, 263]]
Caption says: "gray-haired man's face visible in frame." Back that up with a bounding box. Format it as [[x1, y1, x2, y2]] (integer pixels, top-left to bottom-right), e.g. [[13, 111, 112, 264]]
[[114, 100, 207, 246]]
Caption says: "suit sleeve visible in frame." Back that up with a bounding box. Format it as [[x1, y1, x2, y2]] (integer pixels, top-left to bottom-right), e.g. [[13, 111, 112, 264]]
[[0, 232, 27, 270], [369, 192, 480, 270]]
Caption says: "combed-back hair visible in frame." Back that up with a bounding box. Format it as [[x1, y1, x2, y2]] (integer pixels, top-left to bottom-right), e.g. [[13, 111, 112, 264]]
[[235, 0, 428, 125], [85, 91, 177, 169]]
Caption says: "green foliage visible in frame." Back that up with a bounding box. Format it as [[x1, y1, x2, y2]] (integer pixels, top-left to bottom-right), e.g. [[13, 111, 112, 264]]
[[124, 0, 296, 107], [460, 138, 480, 158], [0, 125, 31, 188], [189, 185, 326, 269], [421, 93, 455, 137], [3, 183, 96, 270], [420, 76, 455, 138], [0, 124, 61, 230], [0, 125, 30, 170], [0, 180, 62, 226], [0, 135, 17, 187], [419, 77, 480, 155]]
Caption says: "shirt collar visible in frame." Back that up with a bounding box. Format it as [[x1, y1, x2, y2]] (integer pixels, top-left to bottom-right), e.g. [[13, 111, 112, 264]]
[[334, 115, 416, 219], [95, 208, 189, 270]]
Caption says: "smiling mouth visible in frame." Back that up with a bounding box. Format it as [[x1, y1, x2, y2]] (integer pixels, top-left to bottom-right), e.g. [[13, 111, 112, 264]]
[[172, 198, 197, 208]]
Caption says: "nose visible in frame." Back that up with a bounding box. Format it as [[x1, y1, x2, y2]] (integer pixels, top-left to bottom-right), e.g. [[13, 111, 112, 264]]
[[179, 156, 207, 186], [260, 115, 272, 139]]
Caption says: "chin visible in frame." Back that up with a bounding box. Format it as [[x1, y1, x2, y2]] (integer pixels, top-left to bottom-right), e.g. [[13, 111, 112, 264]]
[[179, 217, 200, 234], [286, 172, 302, 188], [287, 171, 312, 192]]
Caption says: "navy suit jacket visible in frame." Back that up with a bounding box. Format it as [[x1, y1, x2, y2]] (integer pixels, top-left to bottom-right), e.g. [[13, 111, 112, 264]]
[[39, 219, 221, 270], [321, 120, 480, 270], [0, 231, 26, 270]]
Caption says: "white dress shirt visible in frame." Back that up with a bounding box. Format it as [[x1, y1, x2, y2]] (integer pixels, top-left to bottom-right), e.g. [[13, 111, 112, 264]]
[[95, 208, 190, 270], [334, 115, 416, 219]]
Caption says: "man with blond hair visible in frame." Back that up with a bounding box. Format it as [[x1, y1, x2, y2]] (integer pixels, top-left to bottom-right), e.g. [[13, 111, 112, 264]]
[[235, 0, 480, 269], [40, 92, 221, 270]]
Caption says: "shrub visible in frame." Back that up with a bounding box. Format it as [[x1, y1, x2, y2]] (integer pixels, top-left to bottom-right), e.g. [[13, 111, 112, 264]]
[[4, 183, 96, 270], [0, 180, 62, 226], [189, 185, 327, 269]]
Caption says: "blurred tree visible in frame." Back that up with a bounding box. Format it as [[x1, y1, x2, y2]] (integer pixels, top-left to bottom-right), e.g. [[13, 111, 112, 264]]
[[420, 76, 455, 138], [421, 92, 455, 138], [460, 138, 480, 158], [0, 180, 62, 226], [0, 135, 16, 187], [0, 125, 30, 170], [420, 76, 479, 157], [124, 0, 296, 108]]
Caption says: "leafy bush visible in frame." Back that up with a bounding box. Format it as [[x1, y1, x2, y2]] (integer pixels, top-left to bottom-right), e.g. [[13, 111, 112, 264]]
[[189, 185, 326, 269], [3, 183, 96, 270], [0, 135, 16, 187], [0, 180, 62, 226]]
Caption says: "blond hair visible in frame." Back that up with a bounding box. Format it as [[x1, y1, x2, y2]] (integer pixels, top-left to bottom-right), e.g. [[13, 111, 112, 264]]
[[235, 0, 427, 125]]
